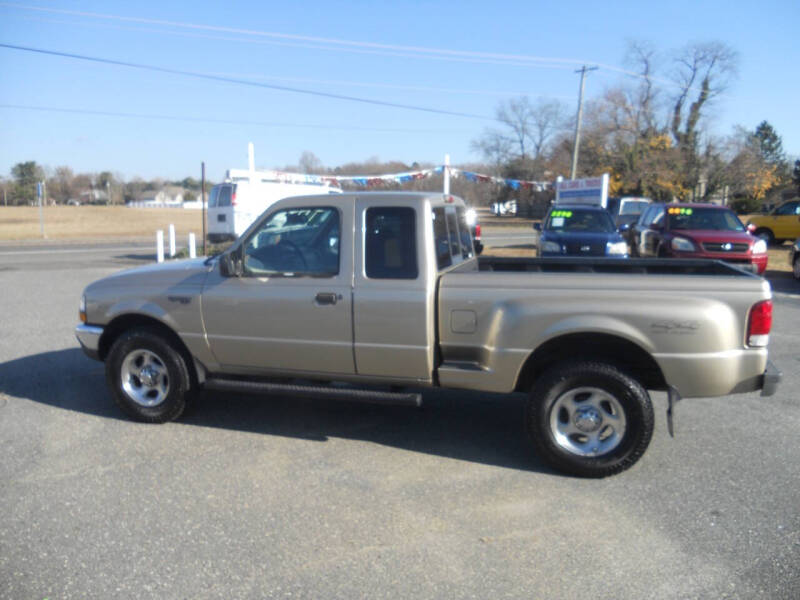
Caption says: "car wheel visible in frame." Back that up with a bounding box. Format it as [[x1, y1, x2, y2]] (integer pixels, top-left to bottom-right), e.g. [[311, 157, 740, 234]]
[[526, 361, 654, 477], [754, 228, 775, 246], [793, 255, 800, 281], [106, 327, 191, 423]]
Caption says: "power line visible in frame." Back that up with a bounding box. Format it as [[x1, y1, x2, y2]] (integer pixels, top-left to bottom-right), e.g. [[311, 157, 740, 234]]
[[0, 103, 469, 133], [0, 43, 494, 121], [14, 14, 581, 72], [0, 2, 593, 68], [1, 2, 705, 92]]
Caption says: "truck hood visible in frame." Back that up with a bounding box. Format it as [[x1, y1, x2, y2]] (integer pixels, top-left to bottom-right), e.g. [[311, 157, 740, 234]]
[[85, 257, 213, 292]]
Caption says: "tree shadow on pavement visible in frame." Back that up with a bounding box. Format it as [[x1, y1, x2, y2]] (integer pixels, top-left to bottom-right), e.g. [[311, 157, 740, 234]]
[[0, 348, 554, 475]]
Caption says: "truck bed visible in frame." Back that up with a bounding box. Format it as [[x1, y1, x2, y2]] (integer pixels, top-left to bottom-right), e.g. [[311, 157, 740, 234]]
[[475, 256, 758, 277]]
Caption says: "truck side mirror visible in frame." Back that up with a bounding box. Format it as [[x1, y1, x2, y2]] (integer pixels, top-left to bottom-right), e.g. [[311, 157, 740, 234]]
[[533, 222, 542, 231], [618, 223, 630, 233], [747, 223, 756, 233], [220, 249, 243, 277]]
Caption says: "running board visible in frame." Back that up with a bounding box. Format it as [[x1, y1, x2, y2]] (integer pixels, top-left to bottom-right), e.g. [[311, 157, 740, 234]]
[[203, 378, 422, 407]]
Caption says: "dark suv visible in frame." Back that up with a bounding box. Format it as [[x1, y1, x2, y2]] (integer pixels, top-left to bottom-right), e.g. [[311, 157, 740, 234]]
[[624, 203, 768, 274]]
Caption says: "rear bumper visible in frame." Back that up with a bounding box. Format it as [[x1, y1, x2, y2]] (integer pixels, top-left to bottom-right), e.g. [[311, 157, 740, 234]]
[[75, 324, 103, 361]]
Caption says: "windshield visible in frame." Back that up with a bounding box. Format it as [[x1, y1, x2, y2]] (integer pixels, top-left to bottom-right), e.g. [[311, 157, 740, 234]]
[[545, 209, 616, 233], [619, 200, 650, 215], [668, 207, 745, 231]]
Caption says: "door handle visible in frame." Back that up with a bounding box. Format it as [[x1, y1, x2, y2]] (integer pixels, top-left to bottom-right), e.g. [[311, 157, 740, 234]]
[[315, 292, 340, 305]]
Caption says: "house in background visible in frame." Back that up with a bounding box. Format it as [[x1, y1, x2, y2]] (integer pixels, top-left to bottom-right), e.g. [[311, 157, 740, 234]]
[[127, 186, 185, 208]]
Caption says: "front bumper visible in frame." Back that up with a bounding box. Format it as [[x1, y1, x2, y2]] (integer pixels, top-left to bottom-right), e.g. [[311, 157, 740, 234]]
[[670, 251, 766, 274], [75, 324, 103, 361]]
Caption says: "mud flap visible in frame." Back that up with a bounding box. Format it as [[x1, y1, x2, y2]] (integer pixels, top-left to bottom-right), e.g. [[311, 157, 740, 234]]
[[667, 385, 682, 438]]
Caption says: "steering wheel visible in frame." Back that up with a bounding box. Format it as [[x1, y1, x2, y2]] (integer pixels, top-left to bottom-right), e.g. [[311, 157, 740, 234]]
[[275, 239, 308, 271]]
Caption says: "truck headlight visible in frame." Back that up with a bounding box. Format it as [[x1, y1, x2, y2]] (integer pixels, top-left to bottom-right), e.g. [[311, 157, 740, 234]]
[[671, 237, 696, 252], [540, 240, 562, 253], [752, 239, 767, 254], [606, 241, 628, 256], [79, 294, 87, 323]]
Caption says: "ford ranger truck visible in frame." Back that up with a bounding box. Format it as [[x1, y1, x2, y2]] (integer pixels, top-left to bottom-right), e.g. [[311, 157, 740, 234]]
[[76, 192, 781, 477]]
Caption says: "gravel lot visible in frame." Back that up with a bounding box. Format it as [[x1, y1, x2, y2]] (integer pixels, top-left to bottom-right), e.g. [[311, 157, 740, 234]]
[[0, 239, 798, 599]]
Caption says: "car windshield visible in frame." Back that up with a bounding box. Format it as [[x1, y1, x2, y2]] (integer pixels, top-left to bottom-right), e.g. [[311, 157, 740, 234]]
[[668, 207, 745, 231], [619, 200, 650, 215], [545, 209, 616, 233]]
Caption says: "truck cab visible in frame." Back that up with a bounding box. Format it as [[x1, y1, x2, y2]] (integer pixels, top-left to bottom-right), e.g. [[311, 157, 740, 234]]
[[208, 192, 475, 385]]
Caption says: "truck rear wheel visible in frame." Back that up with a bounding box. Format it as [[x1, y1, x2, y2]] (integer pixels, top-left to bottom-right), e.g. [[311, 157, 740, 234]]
[[526, 361, 654, 477], [106, 327, 191, 423]]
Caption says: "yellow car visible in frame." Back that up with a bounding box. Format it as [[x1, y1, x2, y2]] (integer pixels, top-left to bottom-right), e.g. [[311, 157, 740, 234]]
[[747, 199, 800, 245]]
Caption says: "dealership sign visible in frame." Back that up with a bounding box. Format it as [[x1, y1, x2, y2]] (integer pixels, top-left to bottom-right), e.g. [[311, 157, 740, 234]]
[[555, 174, 610, 207]]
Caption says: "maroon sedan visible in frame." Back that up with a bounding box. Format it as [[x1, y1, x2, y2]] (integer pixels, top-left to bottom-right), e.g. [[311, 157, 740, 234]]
[[626, 203, 768, 274]]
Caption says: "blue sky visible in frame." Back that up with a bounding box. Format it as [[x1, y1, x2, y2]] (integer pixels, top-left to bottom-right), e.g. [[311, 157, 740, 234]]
[[1, 0, 798, 181]]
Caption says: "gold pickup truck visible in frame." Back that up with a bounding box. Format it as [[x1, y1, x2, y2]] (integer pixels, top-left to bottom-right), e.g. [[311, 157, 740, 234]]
[[76, 192, 780, 477]]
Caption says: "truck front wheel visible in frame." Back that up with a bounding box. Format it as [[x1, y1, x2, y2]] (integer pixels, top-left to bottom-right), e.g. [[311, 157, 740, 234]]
[[526, 361, 654, 477], [106, 327, 191, 423]]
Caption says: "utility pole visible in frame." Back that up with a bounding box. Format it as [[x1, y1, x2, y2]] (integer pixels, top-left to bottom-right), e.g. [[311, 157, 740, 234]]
[[570, 65, 598, 180]]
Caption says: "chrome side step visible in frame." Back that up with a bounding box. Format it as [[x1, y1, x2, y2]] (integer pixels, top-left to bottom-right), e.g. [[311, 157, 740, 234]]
[[203, 378, 422, 407]]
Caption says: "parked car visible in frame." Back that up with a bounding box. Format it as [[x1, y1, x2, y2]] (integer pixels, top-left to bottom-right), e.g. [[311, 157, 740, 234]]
[[535, 205, 628, 258], [625, 203, 768, 274], [606, 196, 652, 228], [76, 192, 780, 478], [790, 238, 800, 281], [746, 199, 800, 245]]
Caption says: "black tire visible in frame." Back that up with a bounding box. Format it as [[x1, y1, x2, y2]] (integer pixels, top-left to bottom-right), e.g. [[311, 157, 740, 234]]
[[105, 327, 191, 423], [526, 361, 654, 478], [656, 244, 669, 258], [793, 254, 800, 281], [754, 228, 775, 246]]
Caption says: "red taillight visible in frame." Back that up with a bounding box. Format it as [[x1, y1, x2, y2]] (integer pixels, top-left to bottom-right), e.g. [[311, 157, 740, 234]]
[[474, 224, 481, 240], [747, 300, 772, 347], [231, 191, 237, 206]]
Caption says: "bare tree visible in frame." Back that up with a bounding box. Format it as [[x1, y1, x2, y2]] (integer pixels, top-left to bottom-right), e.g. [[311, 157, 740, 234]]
[[670, 42, 738, 151], [472, 96, 567, 168], [298, 151, 323, 174]]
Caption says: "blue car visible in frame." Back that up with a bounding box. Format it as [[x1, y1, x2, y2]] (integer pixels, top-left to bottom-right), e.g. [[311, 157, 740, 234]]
[[534, 205, 628, 258]]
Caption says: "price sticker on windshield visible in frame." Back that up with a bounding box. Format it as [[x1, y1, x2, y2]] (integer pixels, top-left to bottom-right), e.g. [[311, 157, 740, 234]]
[[551, 210, 573, 218], [668, 207, 693, 215]]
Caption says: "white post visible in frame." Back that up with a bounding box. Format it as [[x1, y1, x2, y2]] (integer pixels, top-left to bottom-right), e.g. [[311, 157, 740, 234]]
[[248, 142, 255, 174], [443, 154, 450, 196], [168, 224, 176, 257], [156, 230, 164, 263], [189, 232, 196, 258]]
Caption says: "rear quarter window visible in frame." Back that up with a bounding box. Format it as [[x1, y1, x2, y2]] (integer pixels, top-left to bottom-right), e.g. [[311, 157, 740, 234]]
[[432, 207, 452, 270], [365, 207, 418, 279]]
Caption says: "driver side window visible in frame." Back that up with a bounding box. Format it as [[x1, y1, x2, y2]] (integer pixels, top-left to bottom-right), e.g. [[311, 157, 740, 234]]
[[243, 207, 340, 276]]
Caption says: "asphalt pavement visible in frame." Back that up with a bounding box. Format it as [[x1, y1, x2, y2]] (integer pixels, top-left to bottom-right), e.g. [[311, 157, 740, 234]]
[[0, 237, 798, 599]]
